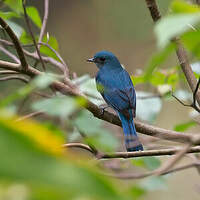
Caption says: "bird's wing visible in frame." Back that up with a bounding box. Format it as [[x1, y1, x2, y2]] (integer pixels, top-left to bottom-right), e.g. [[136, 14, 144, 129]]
[[96, 70, 136, 118]]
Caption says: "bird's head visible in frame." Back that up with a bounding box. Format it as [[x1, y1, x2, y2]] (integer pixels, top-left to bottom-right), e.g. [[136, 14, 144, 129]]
[[87, 51, 120, 69]]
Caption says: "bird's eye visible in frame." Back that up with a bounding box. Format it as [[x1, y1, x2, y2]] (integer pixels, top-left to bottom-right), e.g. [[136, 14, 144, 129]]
[[100, 57, 105, 62]]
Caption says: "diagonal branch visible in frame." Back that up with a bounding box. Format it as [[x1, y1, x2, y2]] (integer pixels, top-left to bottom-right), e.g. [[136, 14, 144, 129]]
[[144, 0, 200, 107], [0, 17, 28, 70], [22, 0, 46, 71]]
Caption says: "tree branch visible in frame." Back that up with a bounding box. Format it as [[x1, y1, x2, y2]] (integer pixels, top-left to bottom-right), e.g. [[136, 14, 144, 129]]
[[0, 17, 28, 70], [22, 0, 46, 71], [144, 0, 200, 106], [64, 143, 200, 159]]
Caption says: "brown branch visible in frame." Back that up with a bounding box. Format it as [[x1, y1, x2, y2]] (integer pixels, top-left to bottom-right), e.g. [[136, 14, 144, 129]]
[[145, 0, 161, 21], [63, 143, 95, 154], [0, 17, 28, 70], [22, 0, 46, 71], [38, 0, 49, 45], [1, 59, 200, 145], [0, 70, 19, 75], [155, 144, 192, 175], [108, 161, 200, 179], [0, 75, 29, 83], [16, 111, 44, 121], [0, 45, 19, 63], [145, 0, 200, 107], [64, 143, 200, 159], [0, 39, 67, 74]]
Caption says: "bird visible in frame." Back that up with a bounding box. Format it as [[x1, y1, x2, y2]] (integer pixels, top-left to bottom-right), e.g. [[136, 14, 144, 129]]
[[87, 51, 143, 152]]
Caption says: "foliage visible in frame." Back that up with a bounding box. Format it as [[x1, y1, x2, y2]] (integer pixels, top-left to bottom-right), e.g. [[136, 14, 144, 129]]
[[0, 0, 200, 200]]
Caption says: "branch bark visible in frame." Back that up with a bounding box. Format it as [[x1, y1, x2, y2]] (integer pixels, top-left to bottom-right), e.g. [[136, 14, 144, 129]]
[[145, 0, 200, 106]]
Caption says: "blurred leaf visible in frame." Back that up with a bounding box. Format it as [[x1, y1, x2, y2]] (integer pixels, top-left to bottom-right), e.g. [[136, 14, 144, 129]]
[[174, 89, 192, 102], [78, 76, 104, 106], [4, 0, 23, 14], [0, 114, 125, 200], [131, 75, 145, 86], [32, 96, 85, 118], [132, 157, 161, 170], [74, 110, 118, 152], [191, 62, 200, 74], [181, 31, 200, 58], [144, 44, 174, 81], [150, 71, 166, 86], [155, 13, 200, 48], [157, 84, 171, 95], [32, 73, 57, 89], [140, 176, 167, 191], [6, 20, 23, 38], [128, 186, 146, 199], [171, 0, 200, 14], [143, 157, 161, 170], [0, 11, 20, 19], [0, 84, 34, 108], [26, 6, 42, 28], [136, 91, 162, 123], [174, 121, 197, 132], [20, 31, 33, 44]]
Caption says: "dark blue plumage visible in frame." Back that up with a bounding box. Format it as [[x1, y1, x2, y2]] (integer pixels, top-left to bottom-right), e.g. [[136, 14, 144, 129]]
[[87, 51, 143, 152]]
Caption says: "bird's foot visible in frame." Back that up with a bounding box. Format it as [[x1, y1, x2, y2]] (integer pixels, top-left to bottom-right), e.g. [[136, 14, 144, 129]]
[[99, 105, 109, 116]]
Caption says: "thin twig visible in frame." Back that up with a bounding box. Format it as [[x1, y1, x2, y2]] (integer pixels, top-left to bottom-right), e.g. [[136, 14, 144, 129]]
[[0, 39, 67, 74], [16, 111, 44, 121], [22, 0, 46, 71], [0, 45, 19, 63], [108, 161, 200, 179], [38, 0, 49, 45], [144, 0, 200, 107], [155, 144, 192, 175], [0, 75, 29, 83]]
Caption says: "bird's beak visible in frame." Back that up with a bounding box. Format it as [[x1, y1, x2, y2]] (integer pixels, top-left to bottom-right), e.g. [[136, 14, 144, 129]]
[[87, 58, 95, 63]]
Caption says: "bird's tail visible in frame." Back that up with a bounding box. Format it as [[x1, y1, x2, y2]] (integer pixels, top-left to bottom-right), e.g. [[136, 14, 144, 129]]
[[118, 113, 143, 152]]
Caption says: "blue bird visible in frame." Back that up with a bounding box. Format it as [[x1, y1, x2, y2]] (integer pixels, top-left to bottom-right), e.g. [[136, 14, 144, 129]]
[[87, 51, 143, 151]]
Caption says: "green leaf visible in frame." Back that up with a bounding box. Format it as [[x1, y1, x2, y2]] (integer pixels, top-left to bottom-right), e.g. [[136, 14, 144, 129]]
[[136, 91, 162, 123], [74, 110, 118, 152], [26, 6, 42, 28], [20, 31, 33, 44], [181, 31, 200, 58], [143, 157, 161, 170], [78, 76, 104, 105], [128, 186, 146, 199], [0, 114, 125, 200], [32, 73, 57, 89], [174, 121, 197, 132], [4, 0, 23, 14], [0, 11, 20, 20], [140, 176, 167, 191], [6, 20, 24, 38], [132, 157, 161, 170], [40, 36, 59, 60], [131, 75, 145, 86], [144, 44, 174, 81], [32, 96, 85, 118], [171, 0, 200, 14], [155, 13, 200, 48]]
